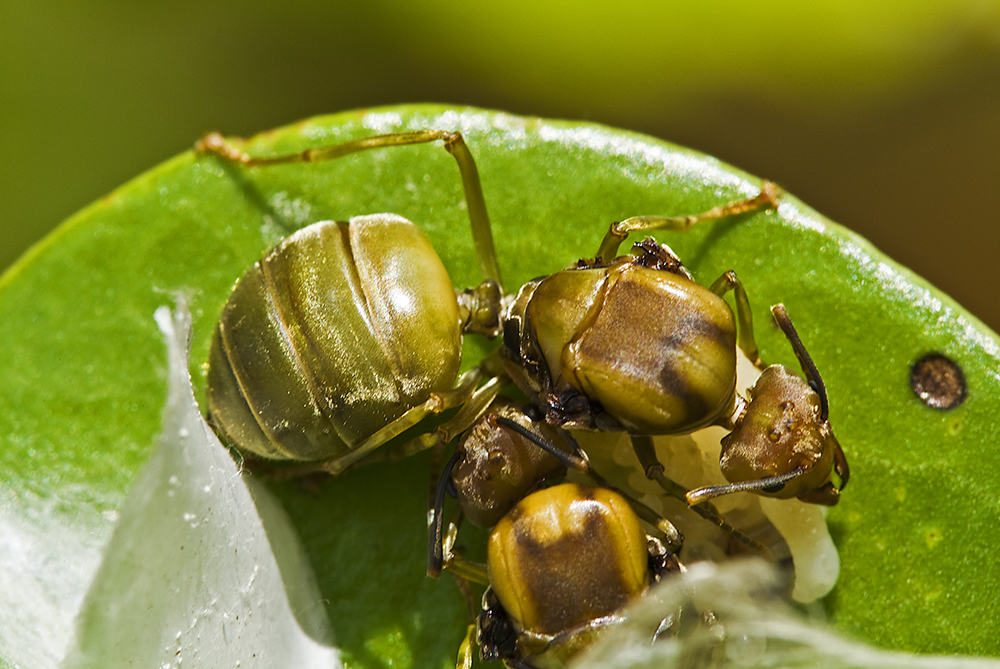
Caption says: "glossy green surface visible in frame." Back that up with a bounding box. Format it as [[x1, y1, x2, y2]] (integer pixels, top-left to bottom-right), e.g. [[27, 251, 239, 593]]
[[1, 106, 998, 665]]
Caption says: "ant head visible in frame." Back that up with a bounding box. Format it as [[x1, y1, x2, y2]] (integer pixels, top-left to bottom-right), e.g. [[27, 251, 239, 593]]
[[451, 399, 570, 528], [693, 305, 849, 507]]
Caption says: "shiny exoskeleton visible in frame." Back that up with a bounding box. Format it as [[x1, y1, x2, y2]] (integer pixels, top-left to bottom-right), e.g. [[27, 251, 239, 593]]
[[504, 240, 739, 436], [199, 127, 848, 509], [428, 399, 689, 580], [208, 214, 463, 463], [448, 398, 572, 529], [427, 402, 772, 669], [429, 387, 809, 577], [503, 234, 849, 507], [198, 130, 508, 476], [477, 483, 682, 669], [705, 333, 849, 506], [198, 125, 851, 669]]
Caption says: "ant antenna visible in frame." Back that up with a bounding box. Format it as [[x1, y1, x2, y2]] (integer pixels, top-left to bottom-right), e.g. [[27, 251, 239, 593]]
[[771, 304, 829, 421], [428, 451, 460, 578], [686, 467, 806, 506], [493, 416, 591, 473]]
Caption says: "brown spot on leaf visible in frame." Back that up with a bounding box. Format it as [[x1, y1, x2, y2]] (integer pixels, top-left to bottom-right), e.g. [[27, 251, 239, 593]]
[[911, 353, 966, 410]]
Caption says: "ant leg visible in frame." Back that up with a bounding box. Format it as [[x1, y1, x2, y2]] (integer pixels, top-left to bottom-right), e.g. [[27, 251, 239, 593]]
[[596, 182, 781, 262], [451, 569, 479, 669], [312, 367, 487, 476], [455, 619, 477, 669], [586, 468, 685, 552], [709, 270, 762, 367], [631, 435, 770, 556], [360, 351, 509, 468], [429, 458, 491, 580], [351, 375, 507, 569], [196, 129, 503, 290], [268, 372, 498, 480], [390, 374, 507, 465], [457, 280, 505, 339], [444, 547, 490, 586]]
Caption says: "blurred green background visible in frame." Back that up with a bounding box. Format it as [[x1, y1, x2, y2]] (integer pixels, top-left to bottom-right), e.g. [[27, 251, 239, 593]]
[[3, 0, 999, 330]]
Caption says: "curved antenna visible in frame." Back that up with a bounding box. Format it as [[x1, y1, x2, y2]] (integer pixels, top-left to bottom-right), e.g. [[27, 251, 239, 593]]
[[686, 467, 807, 506], [771, 304, 829, 421], [428, 451, 461, 578], [493, 416, 591, 473]]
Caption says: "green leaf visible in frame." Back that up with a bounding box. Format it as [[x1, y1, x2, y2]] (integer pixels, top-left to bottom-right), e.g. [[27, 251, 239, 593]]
[[1, 105, 998, 667]]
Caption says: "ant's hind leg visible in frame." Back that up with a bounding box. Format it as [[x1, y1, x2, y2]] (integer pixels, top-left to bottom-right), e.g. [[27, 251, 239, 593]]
[[596, 182, 781, 262], [197, 129, 503, 289], [709, 270, 762, 367]]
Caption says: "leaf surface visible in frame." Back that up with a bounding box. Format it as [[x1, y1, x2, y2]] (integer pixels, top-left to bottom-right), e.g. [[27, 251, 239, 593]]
[[1, 106, 998, 667]]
